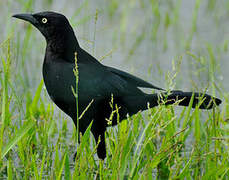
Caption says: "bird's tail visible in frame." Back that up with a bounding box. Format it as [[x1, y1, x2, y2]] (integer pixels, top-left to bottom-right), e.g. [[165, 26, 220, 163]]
[[123, 90, 221, 115], [159, 90, 222, 109]]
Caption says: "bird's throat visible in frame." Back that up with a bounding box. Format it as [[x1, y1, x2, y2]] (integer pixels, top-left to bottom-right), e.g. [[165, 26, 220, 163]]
[[46, 30, 80, 63]]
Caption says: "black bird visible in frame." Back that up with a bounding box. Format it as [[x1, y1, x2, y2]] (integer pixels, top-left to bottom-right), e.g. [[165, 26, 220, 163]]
[[13, 11, 222, 160]]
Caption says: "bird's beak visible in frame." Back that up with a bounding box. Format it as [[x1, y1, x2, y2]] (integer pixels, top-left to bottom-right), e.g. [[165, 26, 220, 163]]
[[12, 13, 38, 25]]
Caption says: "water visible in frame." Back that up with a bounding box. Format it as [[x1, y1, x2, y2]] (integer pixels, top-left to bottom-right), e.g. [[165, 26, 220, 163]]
[[0, 0, 227, 149], [2, 0, 227, 91]]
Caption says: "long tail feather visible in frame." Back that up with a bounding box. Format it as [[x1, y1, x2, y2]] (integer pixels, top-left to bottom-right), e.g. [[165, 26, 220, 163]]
[[159, 90, 222, 109]]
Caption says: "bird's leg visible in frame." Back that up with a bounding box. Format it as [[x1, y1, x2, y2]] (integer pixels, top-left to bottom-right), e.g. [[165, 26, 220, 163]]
[[91, 128, 106, 160]]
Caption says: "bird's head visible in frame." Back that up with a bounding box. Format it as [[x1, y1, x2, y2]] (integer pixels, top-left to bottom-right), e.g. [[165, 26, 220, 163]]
[[13, 11, 79, 60], [13, 11, 72, 41]]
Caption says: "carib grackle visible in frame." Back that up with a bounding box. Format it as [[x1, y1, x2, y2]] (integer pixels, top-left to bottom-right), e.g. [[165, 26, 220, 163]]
[[13, 11, 221, 160]]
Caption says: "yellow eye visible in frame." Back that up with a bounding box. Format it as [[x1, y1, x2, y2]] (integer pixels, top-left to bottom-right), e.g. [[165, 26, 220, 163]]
[[42, 18, 47, 24]]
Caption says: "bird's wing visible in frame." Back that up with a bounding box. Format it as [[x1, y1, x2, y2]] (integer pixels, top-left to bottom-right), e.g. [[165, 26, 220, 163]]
[[78, 48, 163, 90], [106, 66, 164, 90]]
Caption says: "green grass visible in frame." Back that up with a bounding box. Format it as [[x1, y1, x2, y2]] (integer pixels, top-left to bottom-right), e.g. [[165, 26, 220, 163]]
[[0, 0, 229, 179]]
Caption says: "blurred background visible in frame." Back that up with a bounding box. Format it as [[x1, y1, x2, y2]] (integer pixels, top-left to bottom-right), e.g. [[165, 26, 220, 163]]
[[0, 0, 228, 178], [1, 0, 228, 94], [1, 0, 228, 138]]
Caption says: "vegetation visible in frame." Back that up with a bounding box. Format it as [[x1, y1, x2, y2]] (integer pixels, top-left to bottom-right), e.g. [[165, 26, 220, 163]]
[[0, 0, 228, 179]]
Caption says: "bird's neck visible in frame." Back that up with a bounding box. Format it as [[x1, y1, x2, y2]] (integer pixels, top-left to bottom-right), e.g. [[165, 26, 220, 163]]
[[46, 28, 80, 62]]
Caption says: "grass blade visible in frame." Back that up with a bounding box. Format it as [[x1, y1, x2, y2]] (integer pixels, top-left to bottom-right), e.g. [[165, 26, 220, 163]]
[[1, 120, 36, 159]]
